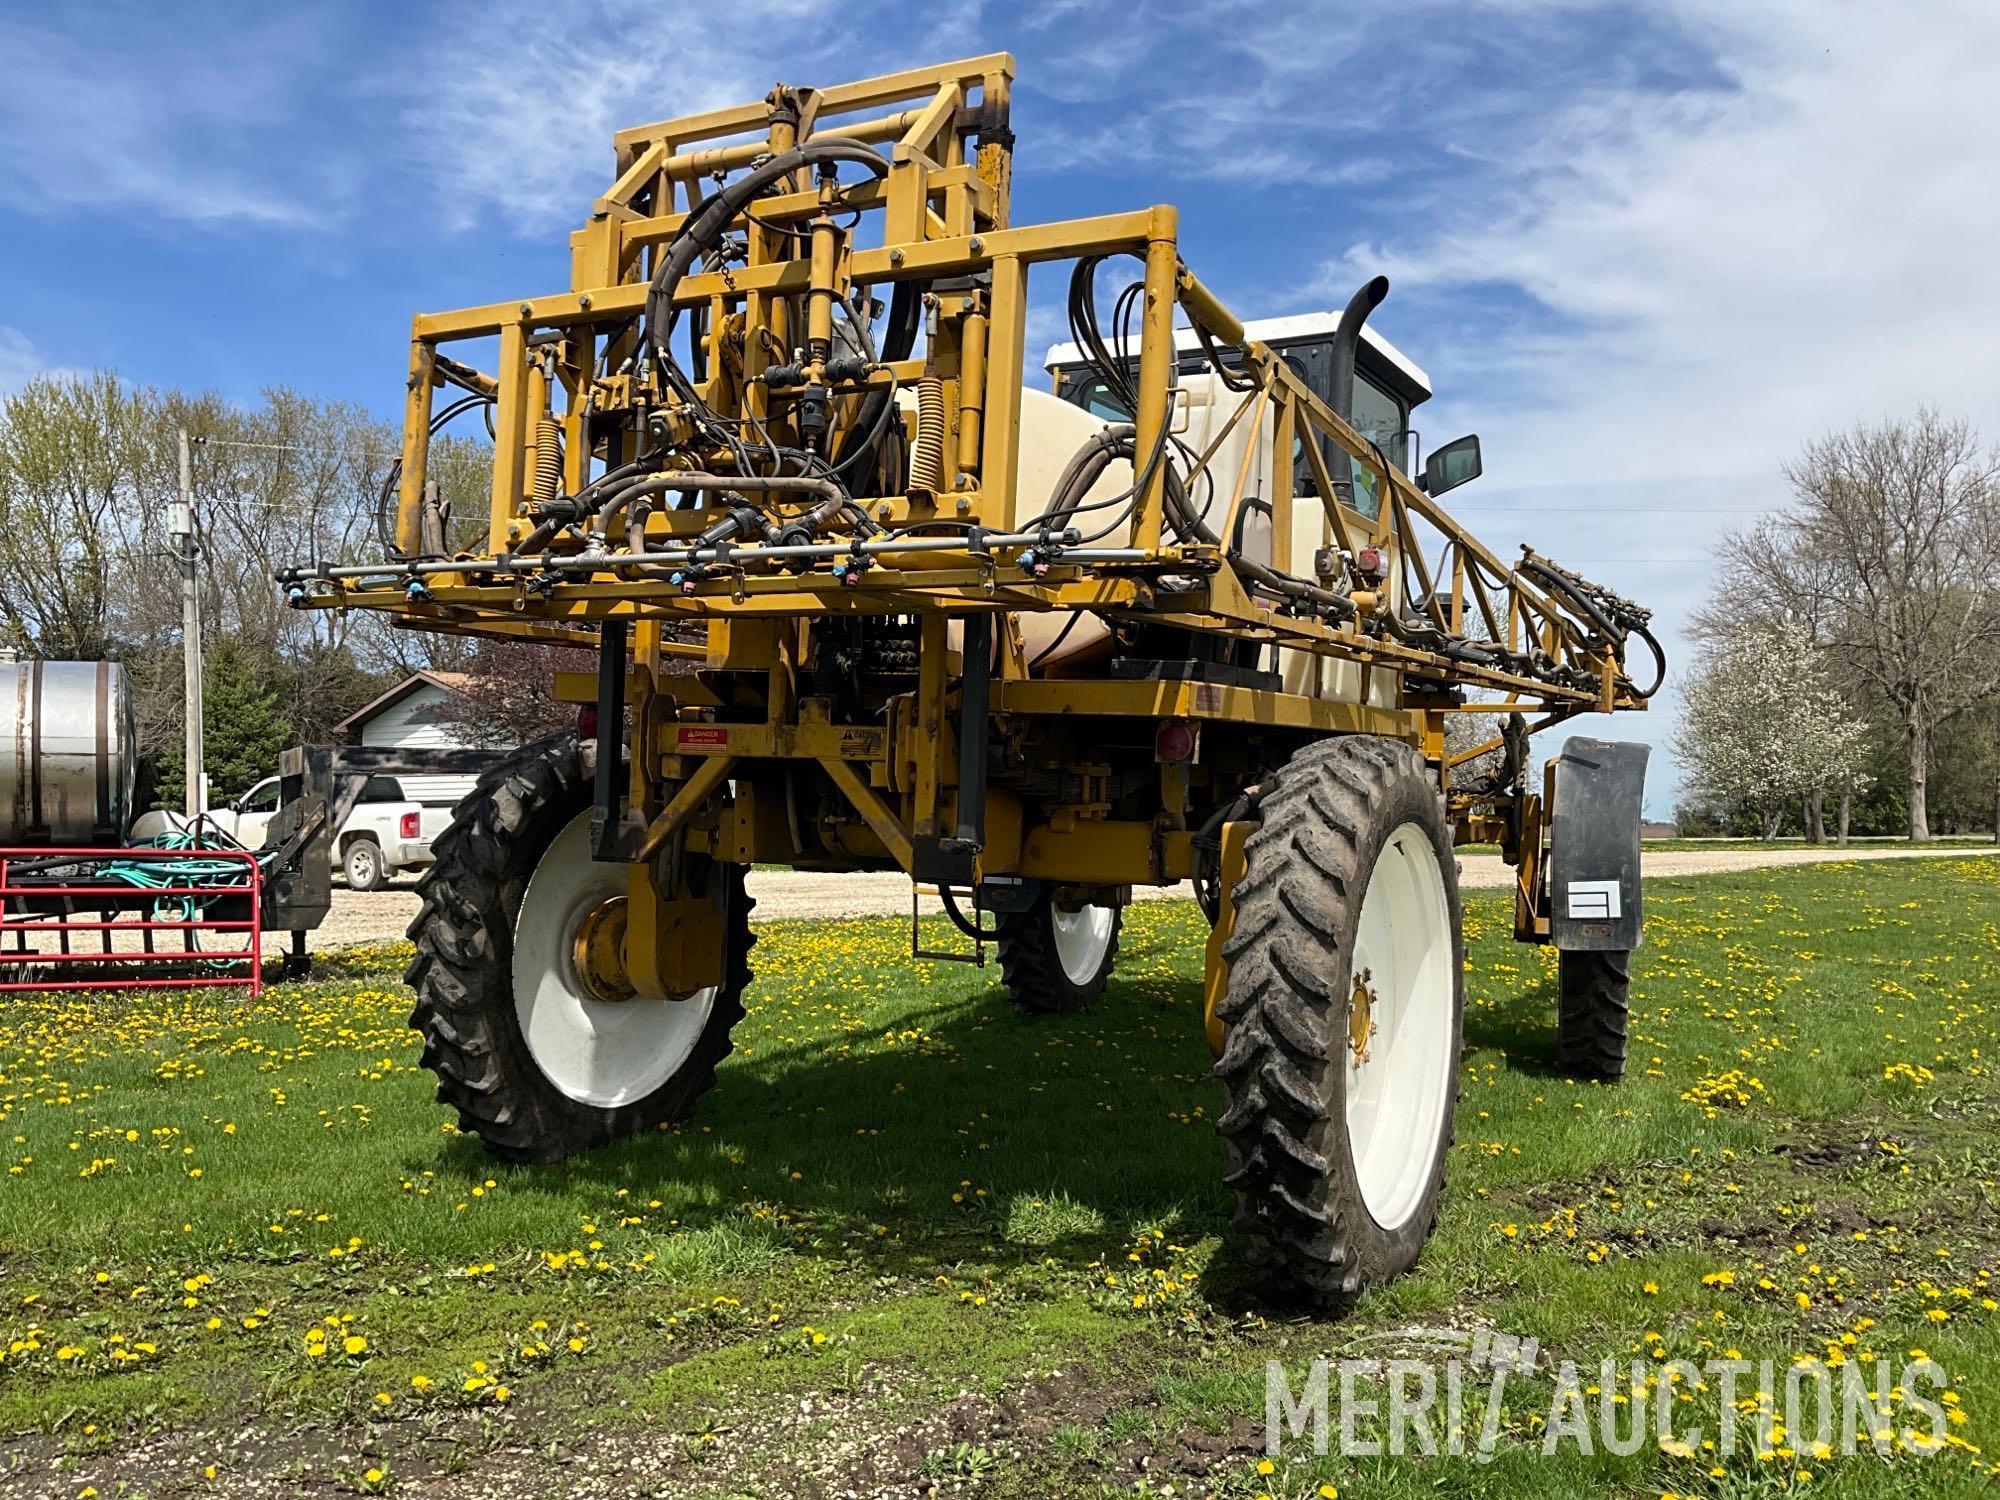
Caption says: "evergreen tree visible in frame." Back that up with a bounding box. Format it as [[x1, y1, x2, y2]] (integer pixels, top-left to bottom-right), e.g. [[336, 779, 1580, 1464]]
[[155, 640, 293, 808]]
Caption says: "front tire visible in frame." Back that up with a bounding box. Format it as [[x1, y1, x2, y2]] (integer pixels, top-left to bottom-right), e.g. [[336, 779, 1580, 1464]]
[[406, 735, 754, 1162], [996, 891, 1121, 1013], [1213, 736, 1464, 1305], [1555, 948, 1630, 1079]]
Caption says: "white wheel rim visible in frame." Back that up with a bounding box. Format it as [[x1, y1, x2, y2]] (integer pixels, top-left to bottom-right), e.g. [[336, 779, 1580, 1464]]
[[1343, 821, 1456, 1232], [512, 809, 718, 1109], [1050, 903, 1115, 986]]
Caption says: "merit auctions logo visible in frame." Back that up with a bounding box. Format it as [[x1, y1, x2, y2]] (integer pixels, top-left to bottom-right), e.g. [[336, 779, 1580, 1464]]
[[1265, 1327, 1951, 1464]]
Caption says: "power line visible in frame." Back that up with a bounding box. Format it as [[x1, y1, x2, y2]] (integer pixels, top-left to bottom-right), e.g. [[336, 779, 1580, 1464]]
[[190, 434, 399, 460]]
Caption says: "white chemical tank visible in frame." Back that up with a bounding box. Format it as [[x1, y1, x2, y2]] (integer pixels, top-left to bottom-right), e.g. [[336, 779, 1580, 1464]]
[[1008, 384, 1400, 708], [1, 659, 139, 844]]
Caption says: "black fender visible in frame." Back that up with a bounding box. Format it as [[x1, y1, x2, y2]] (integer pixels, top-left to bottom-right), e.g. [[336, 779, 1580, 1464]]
[[1548, 737, 1649, 951]]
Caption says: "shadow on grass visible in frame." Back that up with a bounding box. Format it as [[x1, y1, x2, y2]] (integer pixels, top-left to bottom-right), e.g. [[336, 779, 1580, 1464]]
[[1460, 972, 1569, 1080], [403, 911, 1566, 1300], [415, 954, 1241, 1284]]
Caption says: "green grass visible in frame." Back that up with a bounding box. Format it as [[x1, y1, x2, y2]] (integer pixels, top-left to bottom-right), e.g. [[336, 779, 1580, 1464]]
[[0, 856, 1996, 1497], [1454, 835, 1999, 855]]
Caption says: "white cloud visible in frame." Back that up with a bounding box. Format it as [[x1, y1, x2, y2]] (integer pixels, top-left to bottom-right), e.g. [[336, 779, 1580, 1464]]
[[0, 326, 91, 395], [0, 327, 46, 393], [0, 14, 333, 228], [1353, 2, 2000, 492], [403, 1, 876, 231]]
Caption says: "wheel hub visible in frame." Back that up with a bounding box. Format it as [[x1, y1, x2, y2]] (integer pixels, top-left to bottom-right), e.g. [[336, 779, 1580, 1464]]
[[569, 896, 636, 1004], [1348, 967, 1378, 1064], [513, 807, 721, 1109]]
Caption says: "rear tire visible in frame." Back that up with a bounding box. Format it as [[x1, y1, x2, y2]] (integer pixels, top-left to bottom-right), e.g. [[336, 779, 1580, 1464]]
[[405, 735, 754, 1162], [1555, 948, 1630, 1080], [995, 891, 1121, 1014], [344, 838, 386, 892], [1213, 736, 1464, 1305]]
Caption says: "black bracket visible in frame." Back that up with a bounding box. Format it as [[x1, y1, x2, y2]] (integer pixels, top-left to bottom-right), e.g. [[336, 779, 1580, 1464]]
[[590, 619, 649, 861]]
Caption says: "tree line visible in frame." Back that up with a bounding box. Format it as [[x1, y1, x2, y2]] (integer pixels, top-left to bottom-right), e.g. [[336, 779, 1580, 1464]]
[[1676, 410, 2000, 842]]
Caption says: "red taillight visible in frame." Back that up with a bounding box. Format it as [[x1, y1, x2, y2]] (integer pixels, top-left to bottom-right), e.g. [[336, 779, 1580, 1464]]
[[399, 811, 421, 840], [577, 702, 600, 740], [1154, 719, 1197, 763]]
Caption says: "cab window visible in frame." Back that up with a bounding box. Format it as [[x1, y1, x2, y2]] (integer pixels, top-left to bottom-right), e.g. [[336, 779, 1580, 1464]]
[[1069, 375, 1131, 422], [1342, 371, 1405, 520]]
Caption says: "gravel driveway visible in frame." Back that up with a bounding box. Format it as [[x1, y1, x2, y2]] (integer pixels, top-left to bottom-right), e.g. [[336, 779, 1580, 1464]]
[[309, 842, 1996, 951]]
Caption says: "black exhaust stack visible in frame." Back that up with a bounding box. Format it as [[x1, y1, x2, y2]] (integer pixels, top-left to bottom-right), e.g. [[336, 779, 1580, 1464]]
[[1328, 275, 1389, 428]]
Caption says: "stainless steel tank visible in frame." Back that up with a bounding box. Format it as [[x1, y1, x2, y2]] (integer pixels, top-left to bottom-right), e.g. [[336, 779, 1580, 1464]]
[[1, 659, 139, 844]]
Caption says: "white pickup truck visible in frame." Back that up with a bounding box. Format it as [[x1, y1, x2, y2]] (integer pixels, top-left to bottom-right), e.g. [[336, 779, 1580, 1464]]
[[212, 774, 452, 890]]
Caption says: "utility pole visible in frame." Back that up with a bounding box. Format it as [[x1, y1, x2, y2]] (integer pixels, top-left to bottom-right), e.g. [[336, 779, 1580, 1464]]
[[172, 429, 205, 819]]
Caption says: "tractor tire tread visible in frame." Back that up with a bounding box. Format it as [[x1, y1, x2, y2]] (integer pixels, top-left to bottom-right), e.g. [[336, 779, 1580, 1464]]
[[996, 894, 1121, 1015], [1555, 948, 1630, 1080], [1212, 734, 1463, 1307]]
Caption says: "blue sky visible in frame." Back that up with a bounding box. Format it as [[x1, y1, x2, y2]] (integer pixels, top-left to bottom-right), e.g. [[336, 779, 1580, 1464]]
[[5, 0, 1998, 814]]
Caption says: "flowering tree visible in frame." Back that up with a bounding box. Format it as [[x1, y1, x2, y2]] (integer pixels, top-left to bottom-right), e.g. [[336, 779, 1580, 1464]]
[[1675, 620, 1871, 841]]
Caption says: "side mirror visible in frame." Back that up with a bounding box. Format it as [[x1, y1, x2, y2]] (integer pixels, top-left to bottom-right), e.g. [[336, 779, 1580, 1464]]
[[1420, 434, 1482, 497]]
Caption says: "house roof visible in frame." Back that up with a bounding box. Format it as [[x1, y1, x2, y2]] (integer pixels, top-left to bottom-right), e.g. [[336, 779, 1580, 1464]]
[[332, 671, 474, 735]]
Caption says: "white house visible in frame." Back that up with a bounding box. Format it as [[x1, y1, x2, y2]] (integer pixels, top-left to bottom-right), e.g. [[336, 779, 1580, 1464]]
[[332, 672, 509, 804]]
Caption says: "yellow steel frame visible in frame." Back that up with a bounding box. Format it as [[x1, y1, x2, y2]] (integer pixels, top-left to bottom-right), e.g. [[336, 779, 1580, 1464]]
[[293, 55, 1651, 979]]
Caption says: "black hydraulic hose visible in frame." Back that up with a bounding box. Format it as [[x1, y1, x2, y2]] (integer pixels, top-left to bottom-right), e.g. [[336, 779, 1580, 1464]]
[[644, 139, 889, 368], [1630, 624, 1668, 699], [882, 278, 923, 363], [938, 883, 1000, 942], [1519, 556, 1620, 640], [1191, 780, 1268, 925], [428, 393, 492, 435], [829, 277, 923, 480], [1328, 275, 1389, 430], [829, 375, 902, 479], [592, 473, 849, 551], [515, 455, 664, 554], [1516, 555, 1667, 696]]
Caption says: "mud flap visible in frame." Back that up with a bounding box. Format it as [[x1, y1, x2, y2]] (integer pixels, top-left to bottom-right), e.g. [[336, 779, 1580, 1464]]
[[1548, 737, 1648, 952]]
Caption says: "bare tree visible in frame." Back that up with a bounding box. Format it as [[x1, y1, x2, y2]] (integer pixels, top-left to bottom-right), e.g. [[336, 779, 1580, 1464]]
[[432, 637, 597, 744], [1718, 412, 2000, 840], [0, 373, 149, 658], [0, 371, 425, 764]]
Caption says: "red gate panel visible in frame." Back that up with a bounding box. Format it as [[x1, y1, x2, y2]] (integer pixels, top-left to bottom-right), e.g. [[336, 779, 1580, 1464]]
[[0, 845, 263, 997]]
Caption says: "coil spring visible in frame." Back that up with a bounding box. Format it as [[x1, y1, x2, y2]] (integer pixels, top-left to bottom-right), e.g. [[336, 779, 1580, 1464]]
[[532, 414, 562, 506], [910, 375, 945, 492]]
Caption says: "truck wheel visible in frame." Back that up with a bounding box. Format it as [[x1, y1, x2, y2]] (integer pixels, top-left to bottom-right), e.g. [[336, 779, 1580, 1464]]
[[344, 838, 386, 891], [1554, 949, 1630, 1080], [995, 892, 1121, 1014], [1213, 736, 1464, 1305], [405, 735, 753, 1162]]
